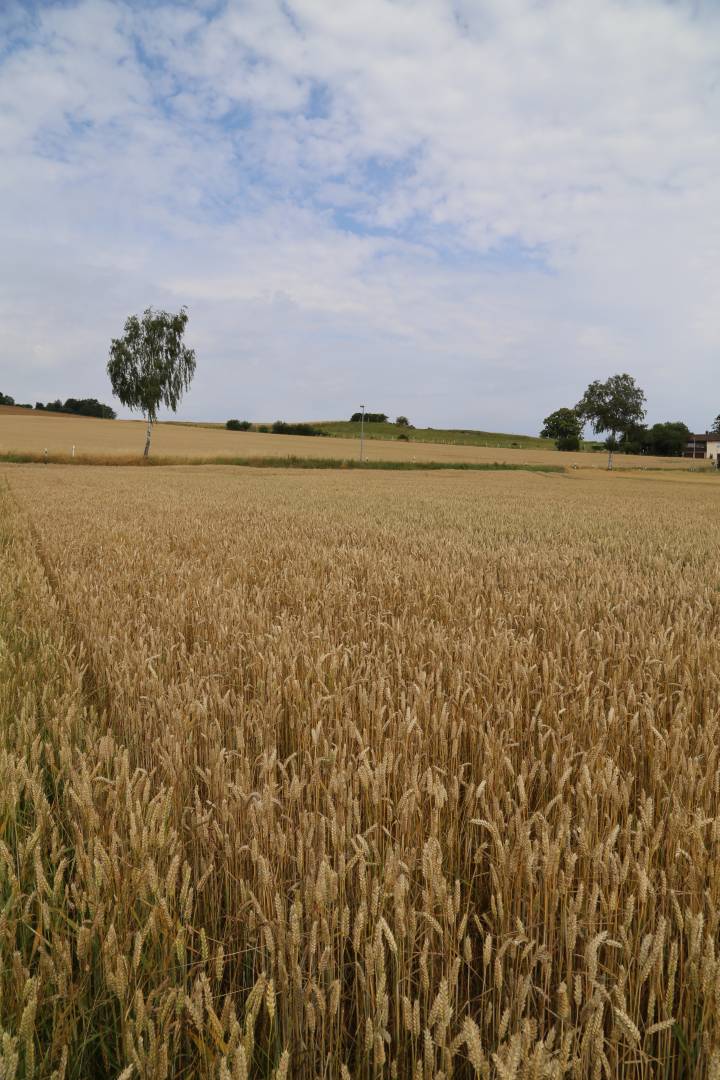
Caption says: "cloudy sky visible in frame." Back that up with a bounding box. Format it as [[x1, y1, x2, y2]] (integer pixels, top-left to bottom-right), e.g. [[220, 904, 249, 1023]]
[[1, 0, 719, 431]]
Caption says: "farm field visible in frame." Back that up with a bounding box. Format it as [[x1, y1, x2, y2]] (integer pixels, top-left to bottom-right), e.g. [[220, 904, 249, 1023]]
[[3, 463, 720, 1077], [0, 410, 705, 469]]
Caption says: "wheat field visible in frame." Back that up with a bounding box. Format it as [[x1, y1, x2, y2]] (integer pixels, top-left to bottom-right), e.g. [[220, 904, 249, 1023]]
[[2, 464, 720, 1078], [0, 411, 702, 469]]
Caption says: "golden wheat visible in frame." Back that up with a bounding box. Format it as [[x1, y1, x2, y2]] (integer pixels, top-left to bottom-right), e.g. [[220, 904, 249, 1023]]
[[2, 464, 720, 1077]]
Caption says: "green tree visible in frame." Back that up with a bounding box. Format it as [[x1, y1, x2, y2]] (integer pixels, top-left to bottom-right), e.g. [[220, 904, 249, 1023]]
[[395, 415, 411, 428], [710, 415, 720, 436], [646, 421, 690, 457], [540, 407, 583, 451], [107, 307, 196, 457], [576, 373, 646, 468], [618, 423, 649, 455], [350, 412, 387, 423]]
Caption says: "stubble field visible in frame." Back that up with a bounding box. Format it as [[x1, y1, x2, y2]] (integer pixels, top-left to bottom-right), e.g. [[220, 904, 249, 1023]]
[[2, 464, 720, 1078]]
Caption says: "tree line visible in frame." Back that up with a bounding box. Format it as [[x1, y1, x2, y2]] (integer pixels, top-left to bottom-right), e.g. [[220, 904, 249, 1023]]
[[350, 412, 412, 426], [541, 374, 709, 464], [226, 420, 323, 436], [1, 392, 116, 419]]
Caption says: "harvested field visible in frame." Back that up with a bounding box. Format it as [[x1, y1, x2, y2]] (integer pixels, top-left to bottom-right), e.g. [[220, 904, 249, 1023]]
[[2, 464, 720, 1077], [0, 410, 706, 469], [0, 404, 72, 417]]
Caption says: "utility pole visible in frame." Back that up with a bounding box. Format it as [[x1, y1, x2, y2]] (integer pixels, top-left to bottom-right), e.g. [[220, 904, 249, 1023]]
[[359, 404, 366, 462]]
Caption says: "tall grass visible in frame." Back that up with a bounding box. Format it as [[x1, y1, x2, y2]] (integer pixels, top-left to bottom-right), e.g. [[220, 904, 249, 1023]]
[[2, 465, 720, 1077]]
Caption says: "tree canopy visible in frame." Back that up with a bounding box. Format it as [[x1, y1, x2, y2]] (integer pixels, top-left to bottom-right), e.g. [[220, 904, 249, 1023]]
[[350, 412, 387, 423], [540, 407, 583, 451], [107, 307, 196, 455], [576, 374, 646, 439], [42, 397, 116, 419], [1, 393, 115, 417], [619, 421, 690, 457], [576, 373, 646, 467]]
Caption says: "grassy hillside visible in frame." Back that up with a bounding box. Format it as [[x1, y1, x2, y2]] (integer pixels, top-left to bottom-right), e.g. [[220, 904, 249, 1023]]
[[169, 419, 558, 448], [314, 419, 554, 448]]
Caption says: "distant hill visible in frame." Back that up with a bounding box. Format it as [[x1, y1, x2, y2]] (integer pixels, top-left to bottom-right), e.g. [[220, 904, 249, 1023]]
[[166, 419, 548, 448], [165, 418, 604, 451], [313, 420, 550, 449]]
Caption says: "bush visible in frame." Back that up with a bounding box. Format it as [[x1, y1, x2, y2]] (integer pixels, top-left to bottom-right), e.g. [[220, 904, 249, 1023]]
[[0, 392, 14, 406], [271, 421, 322, 437], [226, 419, 252, 431], [350, 412, 387, 423], [258, 424, 270, 433], [397, 433, 410, 441], [557, 434, 581, 452]]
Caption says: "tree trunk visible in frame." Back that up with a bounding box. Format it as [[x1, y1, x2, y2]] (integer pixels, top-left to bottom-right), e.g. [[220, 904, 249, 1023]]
[[607, 432, 615, 471], [144, 417, 153, 458]]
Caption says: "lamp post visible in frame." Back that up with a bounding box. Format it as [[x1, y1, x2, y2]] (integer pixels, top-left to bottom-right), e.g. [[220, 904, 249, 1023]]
[[359, 404, 366, 462]]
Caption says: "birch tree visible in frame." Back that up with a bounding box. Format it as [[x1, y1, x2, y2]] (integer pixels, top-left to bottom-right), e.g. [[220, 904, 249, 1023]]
[[107, 307, 196, 457]]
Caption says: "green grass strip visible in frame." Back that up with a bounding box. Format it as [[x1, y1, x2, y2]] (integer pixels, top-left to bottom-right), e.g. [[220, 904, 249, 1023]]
[[0, 450, 564, 474]]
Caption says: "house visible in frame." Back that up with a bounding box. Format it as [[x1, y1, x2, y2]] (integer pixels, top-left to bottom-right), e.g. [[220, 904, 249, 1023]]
[[684, 433, 720, 460]]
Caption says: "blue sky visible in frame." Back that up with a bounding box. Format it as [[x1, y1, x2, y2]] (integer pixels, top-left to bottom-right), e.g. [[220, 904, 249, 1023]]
[[1, 0, 719, 431]]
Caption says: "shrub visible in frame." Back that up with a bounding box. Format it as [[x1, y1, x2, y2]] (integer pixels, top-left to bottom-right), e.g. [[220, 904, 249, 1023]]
[[557, 434, 581, 451], [226, 419, 251, 431], [258, 424, 270, 433], [271, 421, 322, 437], [397, 432, 410, 441]]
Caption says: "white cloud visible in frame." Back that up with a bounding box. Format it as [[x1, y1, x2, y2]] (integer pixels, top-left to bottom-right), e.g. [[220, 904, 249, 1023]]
[[1, 0, 719, 429]]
